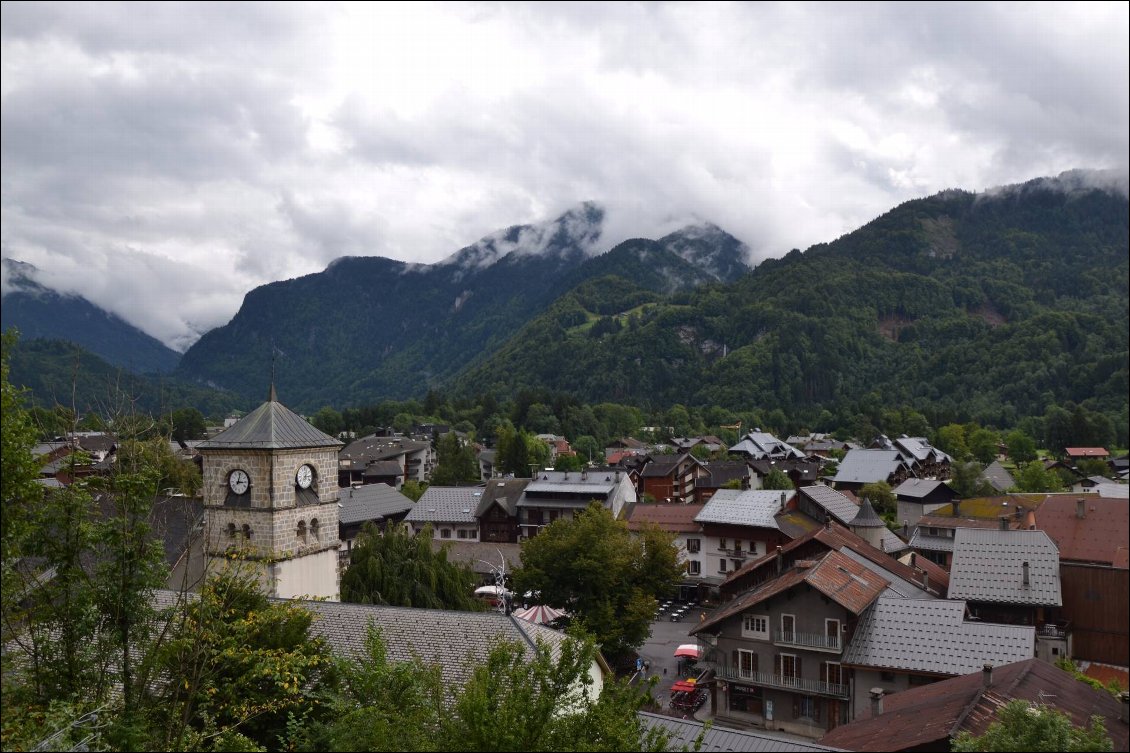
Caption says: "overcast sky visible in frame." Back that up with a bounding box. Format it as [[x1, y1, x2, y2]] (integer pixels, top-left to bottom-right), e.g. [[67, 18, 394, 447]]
[[2, 1, 1127, 351]]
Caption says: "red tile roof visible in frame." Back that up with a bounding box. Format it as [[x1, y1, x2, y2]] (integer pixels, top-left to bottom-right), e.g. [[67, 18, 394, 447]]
[[1031, 495, 1130, 568], [1065, 447, 1110, 457], [820, 658, 1130, 752], [625, 503, 705, 533], [693, 549, 889, 635]]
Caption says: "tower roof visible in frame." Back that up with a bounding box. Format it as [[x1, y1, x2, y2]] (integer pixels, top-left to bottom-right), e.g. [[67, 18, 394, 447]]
[[198, 393, 342, 450], [849, 496, 886, 528]]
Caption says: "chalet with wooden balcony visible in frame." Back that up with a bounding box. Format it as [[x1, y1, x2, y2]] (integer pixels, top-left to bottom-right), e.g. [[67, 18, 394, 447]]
[[691, 549, 889, 738], [640, 452, 707, 504]]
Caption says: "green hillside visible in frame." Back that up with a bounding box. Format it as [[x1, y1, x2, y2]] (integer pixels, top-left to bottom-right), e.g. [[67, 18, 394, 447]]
[[450, 181, 1129, 432]]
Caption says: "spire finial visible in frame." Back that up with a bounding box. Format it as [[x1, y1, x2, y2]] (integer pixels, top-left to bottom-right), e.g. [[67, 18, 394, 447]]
[[269, 341, 278, 401]]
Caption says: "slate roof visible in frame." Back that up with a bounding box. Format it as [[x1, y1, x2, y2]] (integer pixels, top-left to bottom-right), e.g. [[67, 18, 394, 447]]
[[338, 435, 430, 468], [893, 478, 949, 499], [304, 600, 582, 688], [908, 529, 955, 552], [831, 450, 905, 484], [899, 552, 951, 594], [848, 497, 885, 528], [1092, 482, 1129, 499], [362, 460, 404, 477], [1031, 495, 1130, 568], [474, 478, 531, 517], [626, 503, 705, 533], [431, 540, 522, 576], [819, 658, 1130, 752], [728, 431, 804, 460], [800, 485, 864, 524], [948, 529, 1062, 606], [638, 712, 843, 752], [197, 391, 342, 450], [892, 436, 951, 465], [697, 461, 750, 487], [843, 596, 1034, 676], [980, 461, 1015, 493], [406, 487, 481, 525], [339, 483, 415, 526], [694, 489, 787, 529]]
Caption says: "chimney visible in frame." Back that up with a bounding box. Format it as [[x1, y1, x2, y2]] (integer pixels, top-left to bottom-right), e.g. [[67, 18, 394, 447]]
[[1076, 498, 1086, 519], [775, 545, 783, 575], [922, 571, 930, 593], [870, 688, 884, 717], [780, 492, 787, 512], [902, 521, 909, 538], [1022, 561, 1030, 588], [952, 498, 960, 517], [982, 663, 993, 688], [999, 516, 1009, 531], [910, 552, 916, 568]]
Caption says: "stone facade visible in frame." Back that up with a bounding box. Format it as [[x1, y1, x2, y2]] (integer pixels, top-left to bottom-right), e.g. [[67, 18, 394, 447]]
[[201, 446, 341, 599]]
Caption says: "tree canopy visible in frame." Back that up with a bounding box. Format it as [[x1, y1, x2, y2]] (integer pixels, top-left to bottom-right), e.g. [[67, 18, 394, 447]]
[[951, 699, 1112, 752], [512, 503, 684, 664]]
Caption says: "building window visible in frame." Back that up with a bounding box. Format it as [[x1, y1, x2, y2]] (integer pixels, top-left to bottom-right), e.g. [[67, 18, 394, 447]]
[[797, 696, 819, 721], [458, 529, 468, 539], [718, 537, 728, 550], [227, 523, 237, 540], [880, 671, 896, 683], [823, 661, 843, 687], [297, 520, 307, 542], [686, 538, 701, 553], [687, 560, 701, 575], [719, 558, 727, 573], [737, 649, 757, 679], [825, 618, 841, 650], [441, 528, 451, 539], [310, 518, 320, 541], [241, 524, 252, 541], [748, 541, 758, 556], [742, 614, 769, 640], [780, 613, 796, 642]]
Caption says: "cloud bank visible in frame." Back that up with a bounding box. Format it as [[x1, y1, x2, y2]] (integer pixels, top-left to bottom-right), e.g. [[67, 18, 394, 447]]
[[2, 1, 1127, 350]]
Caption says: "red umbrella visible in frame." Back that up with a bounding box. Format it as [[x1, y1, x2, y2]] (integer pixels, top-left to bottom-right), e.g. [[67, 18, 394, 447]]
[[673, 643, 701, 659]]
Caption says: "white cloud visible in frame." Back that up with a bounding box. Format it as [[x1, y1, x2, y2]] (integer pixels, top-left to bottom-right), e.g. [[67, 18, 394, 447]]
[[1, 1, 1126, 350]]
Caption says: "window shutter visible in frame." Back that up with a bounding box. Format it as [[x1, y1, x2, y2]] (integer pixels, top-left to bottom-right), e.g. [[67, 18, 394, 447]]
[[731, 650, 739, 671], [792, 697, 800, 719], [820, 663, 827, 683], [752, 653, 759, 672], [774, 654, 781, 676]]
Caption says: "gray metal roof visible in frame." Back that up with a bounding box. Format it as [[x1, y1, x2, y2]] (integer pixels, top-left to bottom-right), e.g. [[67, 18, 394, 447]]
[[339, 483, 415, 526], [298, 600, 571, 689], [694, 489, 786, 529], [949, 528, 1062, 606], [728, 431, 804, 460], [405, 487, 481, 525], [849, 497, 885, 528], [980, 461, 1015, 493], [832, 450, 905, 484], [893, 478, 948, 499], [197, 395, 342, 450], [799, 485, 861, 525], [878, 528, 910, 554], [908, 529, 955, 552], [843, 595, 1035, 675], [637, 712, 844, 752], [523, 480, 617, 495]]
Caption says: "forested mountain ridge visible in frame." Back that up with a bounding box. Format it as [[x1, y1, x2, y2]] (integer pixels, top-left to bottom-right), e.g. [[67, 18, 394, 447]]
[[451, 176, 1129, 433], [1, 259, 182, 374], [175, 203, 751, 409]]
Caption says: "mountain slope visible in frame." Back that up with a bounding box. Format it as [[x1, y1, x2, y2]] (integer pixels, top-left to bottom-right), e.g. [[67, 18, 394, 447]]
[[2, 260, 182, 374], [7, 338, 244, 417], [450, 176, 1129, 428], [176, 203, 751, 410]]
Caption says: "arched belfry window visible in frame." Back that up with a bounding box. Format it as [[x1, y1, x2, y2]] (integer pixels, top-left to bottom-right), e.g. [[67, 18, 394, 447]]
[[310, 518, 320, 541], [227, 523, 237, 540], [242, 524, 252, 541], [297, 519, 307, 543]]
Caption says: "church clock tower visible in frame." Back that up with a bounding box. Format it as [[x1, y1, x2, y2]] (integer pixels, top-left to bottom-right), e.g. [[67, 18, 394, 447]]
[[197, 385, 344, 599]]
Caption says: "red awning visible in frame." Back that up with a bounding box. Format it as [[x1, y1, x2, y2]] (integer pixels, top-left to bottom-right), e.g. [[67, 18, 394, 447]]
[[671, 680, 697, 693]]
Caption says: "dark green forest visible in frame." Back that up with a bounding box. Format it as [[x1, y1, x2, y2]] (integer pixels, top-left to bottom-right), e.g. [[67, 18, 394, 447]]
[[454, 183, 1128, 436], [7, 180, 1128, 449]]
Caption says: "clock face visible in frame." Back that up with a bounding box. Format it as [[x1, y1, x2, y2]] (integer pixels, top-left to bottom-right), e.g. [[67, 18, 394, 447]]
[[229, 469, 250, 495], [296, 464, 314, 489]]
